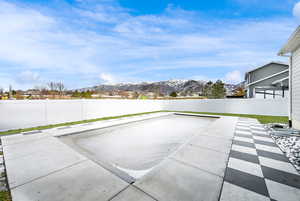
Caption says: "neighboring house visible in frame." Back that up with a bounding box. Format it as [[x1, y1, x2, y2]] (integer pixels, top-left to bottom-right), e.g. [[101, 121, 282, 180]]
[[244, 62, 289, 99], [278, 26, 300, 129]]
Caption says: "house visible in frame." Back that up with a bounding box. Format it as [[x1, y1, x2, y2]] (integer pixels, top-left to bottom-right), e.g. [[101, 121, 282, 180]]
[[244, 61, 289, 99], [278, 26, 300, 129]]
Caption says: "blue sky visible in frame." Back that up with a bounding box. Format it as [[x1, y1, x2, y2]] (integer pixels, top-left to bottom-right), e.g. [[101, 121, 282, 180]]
[[0, 0, 299, 90]]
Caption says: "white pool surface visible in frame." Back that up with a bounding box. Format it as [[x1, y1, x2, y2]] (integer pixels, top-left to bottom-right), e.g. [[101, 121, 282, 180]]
[[60, 114, 216, 182]]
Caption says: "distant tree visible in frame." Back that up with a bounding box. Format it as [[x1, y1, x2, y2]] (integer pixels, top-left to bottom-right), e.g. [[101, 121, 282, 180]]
[[72, 90, 80, 98], [233, 87, 246, 97], [180, 91, 187, 97], [108, 91, 114, 96], [132, 91, 139, 99], [153, 86, 161, 99], [57, 82, 65, 96], [139, 94, 148, 99], [169, 91, 178, 97], [211, 80, 226, 99], [8, 85, 13, 99], [47, 82, 57, 91], [198, 81, 206, 95], [203, 81, 213, 97], [47, 81, 66, 97], [81, 90, 92, 98]]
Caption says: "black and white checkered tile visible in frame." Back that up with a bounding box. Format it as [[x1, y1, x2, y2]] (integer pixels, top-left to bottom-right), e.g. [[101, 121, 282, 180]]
[[220, 118, 300, 201]]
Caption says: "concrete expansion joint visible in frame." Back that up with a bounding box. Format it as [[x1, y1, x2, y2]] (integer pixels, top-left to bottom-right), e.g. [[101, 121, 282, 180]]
[[107, 184, 130, 201], [217, 128, 235, 201], [188, 143, 231, 154], [132, 185, 160, 201], [169, 157, 224, 179]]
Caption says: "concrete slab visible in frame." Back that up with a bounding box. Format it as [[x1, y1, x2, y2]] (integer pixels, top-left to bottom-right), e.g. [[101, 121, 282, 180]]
[[203, 117, 238, 139], [1, 133, 50, 147], [171, 144, 228, 177], [3, 113, 236, 201], [135, 158, 223, 201], [190, 134, 232, 153], [110, 186, 156, 201], [11, 160, 128, 201], [4, 137, 86, 188], [3, 136, 54, 160]]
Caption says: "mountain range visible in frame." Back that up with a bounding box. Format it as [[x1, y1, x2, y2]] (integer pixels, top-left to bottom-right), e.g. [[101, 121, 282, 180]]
[[77, 80, 241, 96]]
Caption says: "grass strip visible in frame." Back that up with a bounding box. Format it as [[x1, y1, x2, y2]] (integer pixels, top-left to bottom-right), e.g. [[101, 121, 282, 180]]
[[168, 111, 288, 124], [0, 191, 11, 201], [0, 110, 288, 136], [0, 111, 162, 136]]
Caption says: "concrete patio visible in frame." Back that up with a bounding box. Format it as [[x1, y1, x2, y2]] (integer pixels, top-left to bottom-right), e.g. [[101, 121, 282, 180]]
[[1, 112, 300, 201]]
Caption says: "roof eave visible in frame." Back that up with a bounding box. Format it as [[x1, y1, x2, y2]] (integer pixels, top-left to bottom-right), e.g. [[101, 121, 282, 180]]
[[245, 61, 288, 75], [278, 26, 300, 56]]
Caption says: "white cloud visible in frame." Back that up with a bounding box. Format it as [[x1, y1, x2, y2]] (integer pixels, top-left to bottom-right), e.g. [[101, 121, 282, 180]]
[[0, 0, 295, 89], [225, 70, 242, 83], [99, 73, 117, 84], [0, 1, 102, 75], [17, 71, 41, 83], [293, 2, 300, 18], [75, 3, 129, 23], [0, 72, 35, 91]]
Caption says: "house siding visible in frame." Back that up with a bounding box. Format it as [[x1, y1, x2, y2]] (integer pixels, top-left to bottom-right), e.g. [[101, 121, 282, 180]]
[[246, 63, 289, 98], [292, 47, 300, 129], [249, 63, 288, 83], [248, 71, 289, 98]]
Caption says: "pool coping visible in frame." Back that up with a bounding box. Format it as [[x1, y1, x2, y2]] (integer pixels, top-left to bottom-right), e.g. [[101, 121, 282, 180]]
[[2, 112, 239, 201]]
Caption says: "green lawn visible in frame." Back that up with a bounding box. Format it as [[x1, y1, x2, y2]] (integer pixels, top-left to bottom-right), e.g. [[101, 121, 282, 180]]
[[0, 191, 11, 201], [168, 111, 288, 124], [0, 110, 288, 136], [0, 111, 162, 136]]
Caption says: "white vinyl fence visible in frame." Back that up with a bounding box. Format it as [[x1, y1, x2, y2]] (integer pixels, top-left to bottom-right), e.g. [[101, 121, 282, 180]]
[[0, 98, 288, 131], [161, 98, 288, 116]]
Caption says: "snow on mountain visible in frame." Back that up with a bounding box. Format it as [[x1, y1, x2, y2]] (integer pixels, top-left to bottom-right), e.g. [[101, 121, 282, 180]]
[[76, 80, 239, 96]]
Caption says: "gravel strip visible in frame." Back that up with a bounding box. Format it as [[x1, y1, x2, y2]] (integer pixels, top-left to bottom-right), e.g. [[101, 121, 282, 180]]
[[265, 124, 300, 173]]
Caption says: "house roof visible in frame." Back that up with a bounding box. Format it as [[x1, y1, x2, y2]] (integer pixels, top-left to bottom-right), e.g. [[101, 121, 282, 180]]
[[244, 61, 288, 80], [246, 69, 289, 87], [278, 26, 300, 55]]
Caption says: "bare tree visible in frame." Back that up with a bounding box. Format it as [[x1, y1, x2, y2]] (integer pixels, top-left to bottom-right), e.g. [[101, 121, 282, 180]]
[[132, 91, 139, 99], [47, 81, 66, 97], [47, 82, 57, 91], [8, 85, 13, 99], [57, 82, 65, 96]]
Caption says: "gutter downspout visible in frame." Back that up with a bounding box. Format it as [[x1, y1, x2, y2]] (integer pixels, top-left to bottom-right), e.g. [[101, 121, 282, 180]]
[[278, 53, 292, 127], [289, 55, 293, 128]]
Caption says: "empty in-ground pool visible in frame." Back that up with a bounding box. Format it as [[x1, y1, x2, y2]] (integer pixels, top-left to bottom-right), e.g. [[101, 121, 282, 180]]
[[59, 114, 216, 183]]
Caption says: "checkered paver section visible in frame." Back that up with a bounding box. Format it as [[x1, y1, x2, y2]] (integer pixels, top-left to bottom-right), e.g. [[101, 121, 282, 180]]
[[220, 118, 300, 201]]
